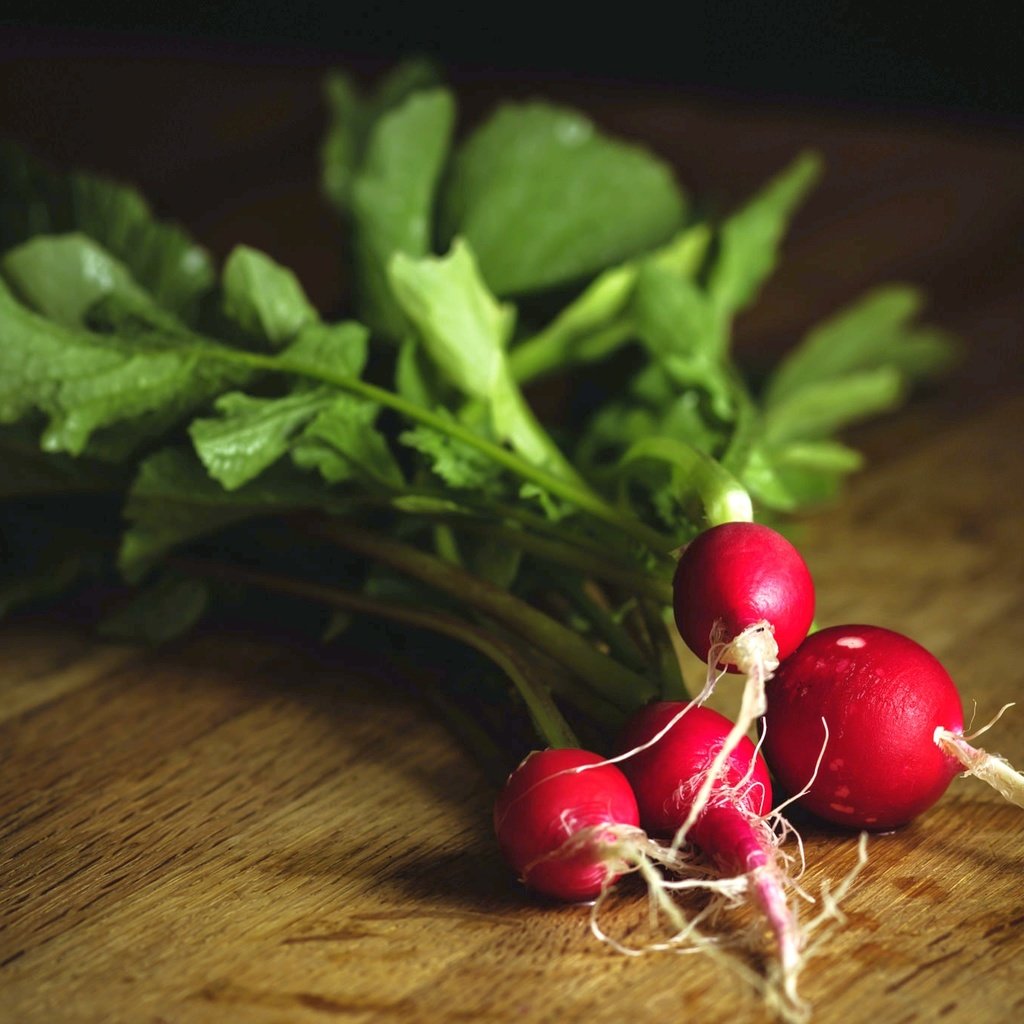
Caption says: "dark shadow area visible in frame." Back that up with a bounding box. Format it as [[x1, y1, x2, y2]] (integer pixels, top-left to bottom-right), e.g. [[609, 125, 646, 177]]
[[272, 834, 527, 914], [2, 3, 1021, 123]]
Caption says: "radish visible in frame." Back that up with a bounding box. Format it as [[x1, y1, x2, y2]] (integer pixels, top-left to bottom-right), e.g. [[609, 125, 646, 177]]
[[673, 522, 815, 670], [669, 522, 816, 834], [493, 748, 729, 963], [617, 702, 808, 1011], [763, 624, 1024, 829], [493, 748, 643, 902]]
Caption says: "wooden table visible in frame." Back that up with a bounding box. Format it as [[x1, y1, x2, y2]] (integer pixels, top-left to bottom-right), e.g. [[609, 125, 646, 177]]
[[1, 46, 1023, 1024]]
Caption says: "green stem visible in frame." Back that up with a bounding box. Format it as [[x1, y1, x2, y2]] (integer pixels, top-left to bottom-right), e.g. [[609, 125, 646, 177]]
[[173, 556, 580, 749], [494, 366, 587, 486], [509, 318, 635, 384], [431, 515, 673, 604], [638, 596, 689, 701], [210, 346, 674, 555], [311, 486, 673, 593], [457, 493, 675, 572], [615, 435, 753, 527], [299, 516, 658, 711], [545, 572, 650, 674], [720, 370, 761, 477], [432, 522, 463, 567], [505, 225, 710, 385]]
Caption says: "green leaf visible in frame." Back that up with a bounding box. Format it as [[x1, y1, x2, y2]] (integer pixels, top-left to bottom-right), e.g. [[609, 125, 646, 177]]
[[762, 367, 904, 445], [532, 263, 637, 343], [765, 286, 957, 405], [321, 60, 442, 215], [321, 73, 365, 214], [578, 402, 660, 465], [400, 423, 506, 495], [773, 439, 864, 473], [390, 240, 578, 478], [99, 573, 210, 644], [278, 321, 369, 380], [441, 102, 686, 295], [190, 389, 333, 490], [2, 233, 161, 329], [507, 263, 637, 384], [389, 239, 515, 397], [577, 360, 726, 473], [222, 245, 319, 347], [0, 278, 245, 458], [0, 142, 213, 320], [119, 448, 353, 582], [632, 262, 733, 417], [709, 151, 822, 317], [390, 493, 467, 516], [518, 482, 573, 522], [293, 395, 404, 489], [508, 227, 711, 387], [351, 89, 456, 338], [740, 443, 854, 512], [369, 59, 442, 113], [394, 336, 450, 408]]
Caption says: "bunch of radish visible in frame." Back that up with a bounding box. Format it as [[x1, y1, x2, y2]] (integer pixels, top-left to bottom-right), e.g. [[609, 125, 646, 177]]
[[494, 520, 1024, 1018]]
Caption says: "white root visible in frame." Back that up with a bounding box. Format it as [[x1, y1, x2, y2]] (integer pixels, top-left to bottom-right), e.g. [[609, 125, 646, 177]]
[[762, 833, 870, 1024], [589, 848, 769, 1005], [520, 626, 871, 1022], [557, 803, 869, 1024], [803, 832, 870, 940], [669, 620, 779, 853], [934, 722, 1024, 809]]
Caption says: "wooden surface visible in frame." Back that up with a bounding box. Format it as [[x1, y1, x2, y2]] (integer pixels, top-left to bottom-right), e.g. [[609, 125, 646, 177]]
[[2, 47, 1023, 1024]]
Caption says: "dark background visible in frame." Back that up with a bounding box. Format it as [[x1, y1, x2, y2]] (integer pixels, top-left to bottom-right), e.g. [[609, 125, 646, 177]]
[[2, 1, 1021, 123]]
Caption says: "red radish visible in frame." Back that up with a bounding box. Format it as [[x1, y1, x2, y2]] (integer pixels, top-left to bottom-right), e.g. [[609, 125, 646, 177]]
[[763, 624, 1024, 829], [493, 748, 642, 902], [673, 521, 815, 670], [667, 522, 816, 835], [617, 703, 805, 1009]]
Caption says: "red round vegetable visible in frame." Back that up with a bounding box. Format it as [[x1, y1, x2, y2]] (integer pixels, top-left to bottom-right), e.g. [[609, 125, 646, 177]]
[[763, 624, 1024, 829], [617, 703, 803, 1002], [666, 522, 817, 880], [493, 748, 641, 902], [618, 704, 772, 857], [673, 521, 815, 668]]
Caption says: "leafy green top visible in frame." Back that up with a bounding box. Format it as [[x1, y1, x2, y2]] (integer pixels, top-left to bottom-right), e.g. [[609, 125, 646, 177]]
[[0, 63, 955, 748]]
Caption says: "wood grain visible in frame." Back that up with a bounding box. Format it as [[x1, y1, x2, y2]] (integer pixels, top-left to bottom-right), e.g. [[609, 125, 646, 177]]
[[1, 47, 1022, 1024]]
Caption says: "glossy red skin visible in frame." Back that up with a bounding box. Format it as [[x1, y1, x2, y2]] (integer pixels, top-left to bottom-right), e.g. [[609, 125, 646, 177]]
[[617, 703, 774, 873], [673, 522, 815, 668], [493, 748, 640, 902], [763, 625, 964, 830]]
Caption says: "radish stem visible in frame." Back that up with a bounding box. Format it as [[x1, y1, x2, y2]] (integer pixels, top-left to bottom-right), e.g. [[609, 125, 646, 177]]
[[432, 515, 673, 603], [206, 345, 677, 554], [544, 572, 650, 674], [509, 318, 635, 383], [301, 516, 659, 709], [173, 555, 582, 748]]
